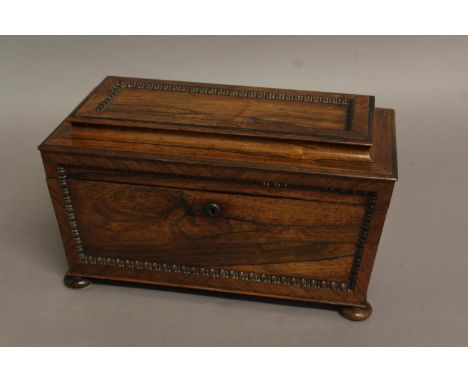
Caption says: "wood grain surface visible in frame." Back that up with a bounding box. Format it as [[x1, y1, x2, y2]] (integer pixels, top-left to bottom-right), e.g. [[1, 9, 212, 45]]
[[39, 77, 397, 318], [68, 179, 367, 283], [69, 76, 374, 145]]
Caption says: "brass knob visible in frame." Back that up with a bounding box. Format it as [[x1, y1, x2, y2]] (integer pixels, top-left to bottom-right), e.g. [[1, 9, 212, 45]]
[[204, 202, 221, 217]]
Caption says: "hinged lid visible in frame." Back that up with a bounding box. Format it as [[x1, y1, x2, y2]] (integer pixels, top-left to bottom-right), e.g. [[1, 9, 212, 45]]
[[68, 76, 374, 146]]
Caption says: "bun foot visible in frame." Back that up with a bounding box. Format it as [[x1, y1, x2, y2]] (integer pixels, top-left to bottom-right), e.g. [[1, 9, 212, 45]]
[[339, 302, 372, 321], [64, 273, 92, 289]]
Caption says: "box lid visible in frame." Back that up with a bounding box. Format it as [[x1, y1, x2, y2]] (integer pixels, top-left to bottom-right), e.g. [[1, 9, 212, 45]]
[[68, 76, 374, 147]]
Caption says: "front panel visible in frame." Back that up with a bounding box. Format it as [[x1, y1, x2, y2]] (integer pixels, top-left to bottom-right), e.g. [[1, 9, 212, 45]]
[[47, 163, 381, 306]]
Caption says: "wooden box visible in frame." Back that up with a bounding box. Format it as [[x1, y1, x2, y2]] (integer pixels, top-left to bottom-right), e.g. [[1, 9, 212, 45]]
[[39, 76, 397, 321]]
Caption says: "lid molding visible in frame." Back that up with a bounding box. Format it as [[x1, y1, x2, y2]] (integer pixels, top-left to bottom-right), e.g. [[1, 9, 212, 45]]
[[68, 76, 374, 146]]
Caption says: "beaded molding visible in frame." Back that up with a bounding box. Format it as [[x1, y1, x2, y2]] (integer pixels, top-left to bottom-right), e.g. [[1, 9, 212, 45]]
[[56, 166, 376, 292], [81, 256, 349, 292], [94, 79, 353, 113], [348, 192, 377, 289], [57, 167, 85, 261]]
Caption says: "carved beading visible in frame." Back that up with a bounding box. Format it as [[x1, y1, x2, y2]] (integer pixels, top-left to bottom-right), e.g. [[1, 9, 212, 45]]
[[95, 83, 123, 112], [94, 80, 353, 113], [80, 254, 349, 292], [345, 100, 355, 131], [348, 192, 377, 289], [57, 166, 86, 263]]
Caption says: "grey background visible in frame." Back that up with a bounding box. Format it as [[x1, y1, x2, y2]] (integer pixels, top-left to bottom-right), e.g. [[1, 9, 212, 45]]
[[1, 36, 467, 346]]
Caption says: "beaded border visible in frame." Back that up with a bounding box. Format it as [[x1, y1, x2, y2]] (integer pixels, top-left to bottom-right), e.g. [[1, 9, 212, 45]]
[[94, 79, 353, 113], [348, 192, 377, 289], [56, 166, 376, 292], [57, 167, 85, 260]]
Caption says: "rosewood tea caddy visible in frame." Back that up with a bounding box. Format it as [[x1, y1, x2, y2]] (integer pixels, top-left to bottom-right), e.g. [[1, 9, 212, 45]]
[[39, 76, 397, 321]]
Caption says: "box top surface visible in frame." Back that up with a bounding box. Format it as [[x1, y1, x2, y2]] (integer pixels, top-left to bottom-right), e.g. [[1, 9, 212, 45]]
[[68, 76, 375, 147]]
